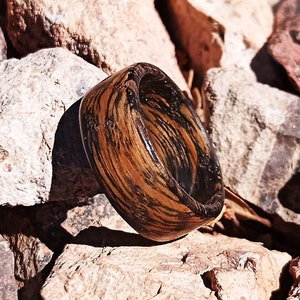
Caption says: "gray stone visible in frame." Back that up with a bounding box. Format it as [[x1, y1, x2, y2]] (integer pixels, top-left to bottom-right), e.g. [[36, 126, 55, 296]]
[[187, 0, 274, 50], [268, 0, 300, 92], [0, 235, 18, 300], [7, 0, 187, 90], [0, 48, 107, 206], [0, 204, 55, 299], [61, 194, 135, 237], [8, 233, 53, 299], [40, 230, 291, 299], [204, 67, 300, 225], [9, 234, 53, 283]]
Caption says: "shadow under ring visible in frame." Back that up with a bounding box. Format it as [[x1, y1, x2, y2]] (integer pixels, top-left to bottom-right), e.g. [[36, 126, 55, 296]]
[[79, 62, 224, 242]]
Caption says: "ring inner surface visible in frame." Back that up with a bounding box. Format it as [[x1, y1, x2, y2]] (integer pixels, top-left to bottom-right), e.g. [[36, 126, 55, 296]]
[[138, 73, 219, 205]]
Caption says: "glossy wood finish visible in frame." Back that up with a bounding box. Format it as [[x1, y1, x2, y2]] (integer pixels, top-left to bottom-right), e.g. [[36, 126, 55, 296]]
[[79, 62, 224, 242]]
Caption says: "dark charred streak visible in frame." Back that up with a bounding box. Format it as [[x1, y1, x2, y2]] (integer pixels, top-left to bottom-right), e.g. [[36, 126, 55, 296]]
[[181, 252, 189, 263], [125, 68, 136, 83], [126, 88, 138, 110], [79, 62, 224, 242], [290, 30, 300, 45], [112, 90, 124, 107]]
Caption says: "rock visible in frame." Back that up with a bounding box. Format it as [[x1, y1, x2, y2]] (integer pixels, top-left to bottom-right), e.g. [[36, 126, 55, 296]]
[[0, 204, 54, 299], [1, 3, 298, 299], [156, 0, 224, 83], [0, 27, 6, 60], [40, 230, 291, 299], [288, 256, 300, 299], [6, 0, 187, 90], [61, 194, 135, 237], [7, 233, 53, 299], [268, 0, 300, 92], [0, 235, 18, 300], [0, 48, 107, 206], [204, 67, 300, 226], [250, 43, 298, 95], [279, 173, 300, 214], [290, 257, 300, 282], [1, 193, 293, 298], [158, 0, 275, 80], [187, 0, 274, 50], [208, 269, 261, 300], [8, 235, 53, 284], [0, 193, 134, 298]]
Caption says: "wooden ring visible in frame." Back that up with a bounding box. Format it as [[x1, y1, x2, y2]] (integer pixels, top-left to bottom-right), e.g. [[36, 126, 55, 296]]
[[79, 62, 224, 242]]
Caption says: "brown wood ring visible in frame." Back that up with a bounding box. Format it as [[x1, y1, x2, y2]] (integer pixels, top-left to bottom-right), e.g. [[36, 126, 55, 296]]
[[79, 62, 224, 242]]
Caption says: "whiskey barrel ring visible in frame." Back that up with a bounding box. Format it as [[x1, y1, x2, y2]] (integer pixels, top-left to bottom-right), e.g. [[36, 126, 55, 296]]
[[79, 62, 224, 242]]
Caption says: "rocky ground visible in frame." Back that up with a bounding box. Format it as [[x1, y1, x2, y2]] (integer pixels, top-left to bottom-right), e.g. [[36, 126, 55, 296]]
[[0, 0, 299, 299]]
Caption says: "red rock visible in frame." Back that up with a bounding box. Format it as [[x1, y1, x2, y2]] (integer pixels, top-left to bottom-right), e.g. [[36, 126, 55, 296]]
[[157, 0, 224, 83], [6, 0, 187, 89], [268, 0, 300, 92], [288, 257, 300, 299]]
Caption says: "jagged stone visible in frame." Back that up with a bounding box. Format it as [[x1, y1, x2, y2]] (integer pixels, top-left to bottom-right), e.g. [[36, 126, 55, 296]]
[[40, 230, 291, 300], [159, 0, 275, 81], [61, 194, 135, 237], [288, 256, 300, 300], [7, 0, 187, 90], [0, 48, 106, 206], [186, 0, 274, 50], [156, 0, 224, 83], [204, 67, 300, 226], [268, 0, 300, 92], [0, 235, 17, 300]]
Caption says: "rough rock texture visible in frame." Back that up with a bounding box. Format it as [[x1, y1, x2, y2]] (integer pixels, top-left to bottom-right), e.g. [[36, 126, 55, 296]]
[[156, 0, 224, 82], [250, 42, 298, 95], [7, 233, 53, 299], [0, 194, 136, 299], [0, 1, 298, 299], [61, 194, 135, 238], [0, 27, 6, 60], [6, 0, 187, 90], [158, 0, 275, 79], [0, 197, 113, 299], [0, 235, 18, 300], [40, 230, 291, 300], [268, 0, 300, 92], [11, 234, 52, 281], [0, 48, 106, 206], [187, 0, 274, 50], [1, 193, 294, 299], [204, 67, 300, 225], [288, 256, 300, 299]]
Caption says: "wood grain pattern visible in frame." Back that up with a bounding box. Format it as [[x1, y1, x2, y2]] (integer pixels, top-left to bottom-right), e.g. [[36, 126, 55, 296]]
[[79, 62, 224, 242]]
